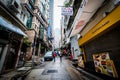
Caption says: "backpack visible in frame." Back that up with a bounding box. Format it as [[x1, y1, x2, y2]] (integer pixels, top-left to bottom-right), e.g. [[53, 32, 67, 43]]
[[52, 52, 56, 57]]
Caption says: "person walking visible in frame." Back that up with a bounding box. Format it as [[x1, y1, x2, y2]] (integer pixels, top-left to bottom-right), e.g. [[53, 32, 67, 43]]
[[59, 50, 62, 62], [52, 50, 56, 62]]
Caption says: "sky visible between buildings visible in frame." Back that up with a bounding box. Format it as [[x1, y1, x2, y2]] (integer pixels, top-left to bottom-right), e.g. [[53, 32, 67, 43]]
[[53, 0, 65, 48]]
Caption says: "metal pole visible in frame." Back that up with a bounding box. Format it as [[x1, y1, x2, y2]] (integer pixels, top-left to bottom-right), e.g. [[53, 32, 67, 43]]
[[32, 32, 36, 68]]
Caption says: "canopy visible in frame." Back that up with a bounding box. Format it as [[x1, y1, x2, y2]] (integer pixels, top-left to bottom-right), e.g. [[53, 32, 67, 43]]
[[0, 16, 27, 37]]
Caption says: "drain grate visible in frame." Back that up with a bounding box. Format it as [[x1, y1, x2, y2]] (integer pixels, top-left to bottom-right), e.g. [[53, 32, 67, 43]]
[[47, 70, 58, 73]]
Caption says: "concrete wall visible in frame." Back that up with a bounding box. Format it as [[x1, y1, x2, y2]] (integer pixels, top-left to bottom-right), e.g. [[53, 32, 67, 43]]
[[81, 0, 116, 36], [1, 0, 28, 27]]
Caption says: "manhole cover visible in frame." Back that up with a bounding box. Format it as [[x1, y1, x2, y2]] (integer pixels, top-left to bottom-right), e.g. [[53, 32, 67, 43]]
[[47, 70, 58, 73]]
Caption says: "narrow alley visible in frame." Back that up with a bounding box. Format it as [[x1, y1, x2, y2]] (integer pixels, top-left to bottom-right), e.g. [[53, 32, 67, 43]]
[[1, 0, 120, 80], [24, 56, 101, 80]]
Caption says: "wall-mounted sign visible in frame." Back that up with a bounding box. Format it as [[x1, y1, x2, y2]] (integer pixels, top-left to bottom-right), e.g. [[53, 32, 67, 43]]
[[61, 7, 73, 16], [78, 56, 84, 68], [93, 52, 118, 78]]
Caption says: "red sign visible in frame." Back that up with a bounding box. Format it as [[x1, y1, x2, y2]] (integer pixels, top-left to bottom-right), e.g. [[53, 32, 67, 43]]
[[75, 20, 85, 30]]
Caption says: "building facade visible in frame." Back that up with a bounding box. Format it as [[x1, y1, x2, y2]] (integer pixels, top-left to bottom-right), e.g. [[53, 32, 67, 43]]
[[21, 0, 51, 60], [62, 0, 120, 79], [62, 0, 81, 59], [48, 0, 54, 49], [0, 0, 53, 74], [78, 0, 120, 79], [0, 0, 28, 73]]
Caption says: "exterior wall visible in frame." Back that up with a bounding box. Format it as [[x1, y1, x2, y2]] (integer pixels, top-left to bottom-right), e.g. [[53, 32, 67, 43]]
[[25, 30, 35, 60], [78, 1, 120, 79], [0, 0, 28, 73], [70, 36, 80, 59], [83, 25, 120, 79], [22, 0, 49, 58], [81, 0, 116, 36], [0, 0, 28, 28], [48, 0, 54, 40], [26, 30, 35, 44], [32, 16, 40, 34], [60, 17, 65, 47]]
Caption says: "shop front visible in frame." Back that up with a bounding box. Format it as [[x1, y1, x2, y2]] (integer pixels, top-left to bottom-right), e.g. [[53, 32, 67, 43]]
[[78, 5, 120, 79], [0, 16, 26, 74]]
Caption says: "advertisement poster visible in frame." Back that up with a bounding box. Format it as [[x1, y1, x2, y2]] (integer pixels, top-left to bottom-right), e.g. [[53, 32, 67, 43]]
[[93, 52, 118, 77], [78, 56, 84, 68]]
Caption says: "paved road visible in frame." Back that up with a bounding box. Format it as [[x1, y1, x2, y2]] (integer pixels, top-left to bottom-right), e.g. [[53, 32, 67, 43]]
[[24, 57, 86, 80]]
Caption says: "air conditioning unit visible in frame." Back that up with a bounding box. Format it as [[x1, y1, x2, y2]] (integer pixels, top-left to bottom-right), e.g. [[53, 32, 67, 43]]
[[8, 0, 19, 13]]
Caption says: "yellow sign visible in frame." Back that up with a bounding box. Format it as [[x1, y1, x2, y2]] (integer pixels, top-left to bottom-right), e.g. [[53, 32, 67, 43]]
[[78, 5, 120, 46]]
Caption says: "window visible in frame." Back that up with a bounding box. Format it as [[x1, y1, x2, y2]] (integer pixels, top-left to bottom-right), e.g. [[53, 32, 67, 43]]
[[28, 2, 34, 10], [14, 1, 19, 8], [26, 12, 32, 29], [20, 11, 23, 19], [31, 0, 35, 3], [23, 14, 25, 21]]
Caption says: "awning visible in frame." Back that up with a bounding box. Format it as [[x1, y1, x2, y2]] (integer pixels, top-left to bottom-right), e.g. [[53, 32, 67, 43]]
[[0, 16, 27, 37]]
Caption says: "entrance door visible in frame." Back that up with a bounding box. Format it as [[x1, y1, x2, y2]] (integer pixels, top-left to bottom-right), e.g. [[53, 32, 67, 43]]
[[4, 41, 20, 70]]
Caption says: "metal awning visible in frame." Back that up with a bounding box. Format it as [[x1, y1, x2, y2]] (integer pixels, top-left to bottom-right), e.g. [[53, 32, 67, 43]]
[[0, 16, 27, 37]]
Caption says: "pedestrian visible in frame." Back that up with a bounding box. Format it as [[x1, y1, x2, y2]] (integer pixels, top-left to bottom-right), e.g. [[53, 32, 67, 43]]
[[57, 50, 59, 56], [70, 53, 73, 60], [59, 50, 62, 62], [63, 49, 67, 56], [52, 50, 56, 62]]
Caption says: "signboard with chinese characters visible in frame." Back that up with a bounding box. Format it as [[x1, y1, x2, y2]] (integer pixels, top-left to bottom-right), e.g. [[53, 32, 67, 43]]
[[61, 7, 73, 16]]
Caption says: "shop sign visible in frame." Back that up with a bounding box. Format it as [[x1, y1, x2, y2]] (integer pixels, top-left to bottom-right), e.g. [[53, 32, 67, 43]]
[[78, 55, 84, 68], [93, 52, 118, 78], [92, 20, 109, 34], [61, 7, 73, 16]]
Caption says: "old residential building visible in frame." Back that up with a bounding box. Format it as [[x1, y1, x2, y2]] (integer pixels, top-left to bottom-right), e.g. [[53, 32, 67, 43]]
[[0, 0, 28, 73], [0, 0, 53, 74], [21, 0, 50, 60]]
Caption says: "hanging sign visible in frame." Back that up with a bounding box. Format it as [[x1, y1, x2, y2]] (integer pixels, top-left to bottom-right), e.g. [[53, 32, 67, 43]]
[[61, 7, 73, 16]]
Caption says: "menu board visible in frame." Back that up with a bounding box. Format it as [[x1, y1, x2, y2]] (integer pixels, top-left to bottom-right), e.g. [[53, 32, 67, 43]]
[[78, 56, 84, 68], [93, 52, 117, 77]]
